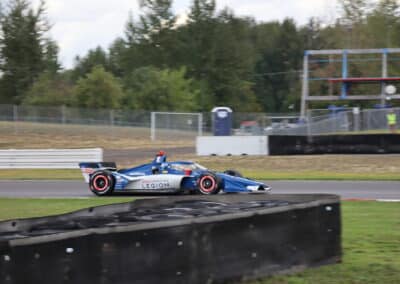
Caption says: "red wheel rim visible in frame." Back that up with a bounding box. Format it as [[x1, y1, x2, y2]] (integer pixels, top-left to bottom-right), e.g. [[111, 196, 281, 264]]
[[199, 176, 216, 193], [93, 175, 109, 191]]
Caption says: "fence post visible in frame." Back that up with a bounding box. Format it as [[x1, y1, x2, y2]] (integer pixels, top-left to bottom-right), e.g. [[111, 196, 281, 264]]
[[110, 110, 115, 138], [150, 112, 156, 141], [306, 109, 312, 143], [13, 105, 18, 122], [353, 107, 360, 132], [13, 105, 18, 134], [61, 105, 66, 124], [198, 113, 203, 137], [110, 110, 114, 127]]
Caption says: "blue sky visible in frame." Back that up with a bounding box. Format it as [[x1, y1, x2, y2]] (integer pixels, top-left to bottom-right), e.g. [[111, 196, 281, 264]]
[[31, 0, 339, 69]]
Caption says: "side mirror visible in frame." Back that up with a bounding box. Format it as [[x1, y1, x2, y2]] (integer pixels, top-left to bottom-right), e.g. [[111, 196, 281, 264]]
[[152, 166, 159, 175]]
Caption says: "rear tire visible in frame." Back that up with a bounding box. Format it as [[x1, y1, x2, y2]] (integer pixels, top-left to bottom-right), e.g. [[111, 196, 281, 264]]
[[89, 171, 114, 196], [197, 173, 221, 195]]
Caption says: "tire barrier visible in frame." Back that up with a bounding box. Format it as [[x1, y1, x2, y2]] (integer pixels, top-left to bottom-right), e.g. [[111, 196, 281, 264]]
[[0, 194, 341, 284], [269, 134, 400, 155]]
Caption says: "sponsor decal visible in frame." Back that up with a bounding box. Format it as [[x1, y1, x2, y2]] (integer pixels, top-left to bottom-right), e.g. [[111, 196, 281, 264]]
[[129, 172, 145, 176], [141, 180, 170, 190]]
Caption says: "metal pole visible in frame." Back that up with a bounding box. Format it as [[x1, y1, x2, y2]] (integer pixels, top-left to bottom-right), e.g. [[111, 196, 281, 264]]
[[13, 105, 19, 134], [61, 105, 66, 124], [300, 51, 309, 119], [381, 49, 388, 106], [198, 113, 203, 137], [13, 105, 18, 122], [306, 109, 312, 143], [341, 50, 348, 99], [353, 107, 360, 132], [110, 109, 115, 138], [110, 110, 114, 126]]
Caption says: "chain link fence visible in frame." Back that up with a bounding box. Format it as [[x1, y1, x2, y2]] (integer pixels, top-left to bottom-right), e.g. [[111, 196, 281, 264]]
[[0, 105, 398, 142], [0, 105, 204, 141], [272, 108, 400, 136], [0, 104, 150, 127], [150, 112, 203, 140], [0, 104, 151, 139]]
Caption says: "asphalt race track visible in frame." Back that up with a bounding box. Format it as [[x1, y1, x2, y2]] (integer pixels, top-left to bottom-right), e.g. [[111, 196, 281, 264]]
[[0, 180, 399, 200]]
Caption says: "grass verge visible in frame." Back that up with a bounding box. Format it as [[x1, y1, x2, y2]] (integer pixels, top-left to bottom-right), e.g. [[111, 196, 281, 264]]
[[0, 169, 83, 180], [0, 200, 398, 283], [242, 171, 400, 181], [250, 201, 400, 284], [1, 169, 400, 181], [0, 197, 134, 220]]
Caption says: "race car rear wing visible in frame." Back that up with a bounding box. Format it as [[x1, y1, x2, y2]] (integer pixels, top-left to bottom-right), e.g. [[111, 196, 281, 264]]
[[79, 162, 117, 183]]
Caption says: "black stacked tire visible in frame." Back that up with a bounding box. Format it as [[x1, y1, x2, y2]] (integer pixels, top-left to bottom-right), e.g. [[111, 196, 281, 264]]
[[89, 171, 115, 196]]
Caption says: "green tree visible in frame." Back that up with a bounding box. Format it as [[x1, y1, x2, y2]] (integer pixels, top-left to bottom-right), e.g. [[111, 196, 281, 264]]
[[108, 38, 126, 77], [122, 13, 146, 69], [72, 46, 111, 81], [123, 66, 198, 111], [339, 0, 371, 25], [186, 0, 217, 71], [73, 66, 124, 109], [178, 5, 260, 111], [179, 0, 217, 110], [338, 0, 372, 48], [301, 18, 328, 50], [209, 10, 260, 111], [43, 39, 61, 73], [253, 19, 303, 112], [366, 0, 400, 47], [128, 0, 177, 67], [22, 72, 73, 106], [0, 0, 58, 104]]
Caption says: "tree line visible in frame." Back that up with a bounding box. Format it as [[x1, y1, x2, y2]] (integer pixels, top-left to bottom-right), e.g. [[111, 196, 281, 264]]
[[0, 0, 399, 113]]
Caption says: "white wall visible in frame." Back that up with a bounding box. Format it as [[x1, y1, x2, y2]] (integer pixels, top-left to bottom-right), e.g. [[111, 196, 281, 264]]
[[0, 148, 103, 169], [196, 136, 269, 156]]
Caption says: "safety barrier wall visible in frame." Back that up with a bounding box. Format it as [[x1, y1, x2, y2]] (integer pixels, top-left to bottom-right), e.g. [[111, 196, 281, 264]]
[[0, 194, 341, 284], [0, 148, 103, 169], [269, 134, 400, 155]]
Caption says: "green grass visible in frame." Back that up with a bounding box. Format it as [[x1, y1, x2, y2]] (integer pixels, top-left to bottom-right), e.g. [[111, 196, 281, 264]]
[[0, 169, 82, 180], [250, 201, 400, 284], [0, 197, 134, 220], [1, 169, 400, 181], [243, 171, 400, 181], [0, 200, 398, 283]]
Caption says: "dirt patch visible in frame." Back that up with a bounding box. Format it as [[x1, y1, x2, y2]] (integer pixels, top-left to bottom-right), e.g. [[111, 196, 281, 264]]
[[107, 150, 400, 176], [0, 121, 194, 149], [2, 121, 400, 175], [192, 154, 400, 174], [105, 147, 195, 165]]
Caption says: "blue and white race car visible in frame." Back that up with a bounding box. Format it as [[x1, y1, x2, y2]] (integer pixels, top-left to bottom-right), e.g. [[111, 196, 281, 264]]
[[79, 151, 271, 196]]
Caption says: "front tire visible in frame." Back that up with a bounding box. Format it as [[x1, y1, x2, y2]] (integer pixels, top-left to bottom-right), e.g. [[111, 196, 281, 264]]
[[89, 171, 114, 196], [197, 173, 221, 195]]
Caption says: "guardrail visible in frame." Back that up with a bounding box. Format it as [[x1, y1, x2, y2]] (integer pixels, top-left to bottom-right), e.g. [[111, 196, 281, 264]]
[[0, 148, 103, 169]]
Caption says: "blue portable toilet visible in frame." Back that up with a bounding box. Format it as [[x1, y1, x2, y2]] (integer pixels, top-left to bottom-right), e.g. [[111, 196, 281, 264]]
[[212, 107, 233, 136]]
